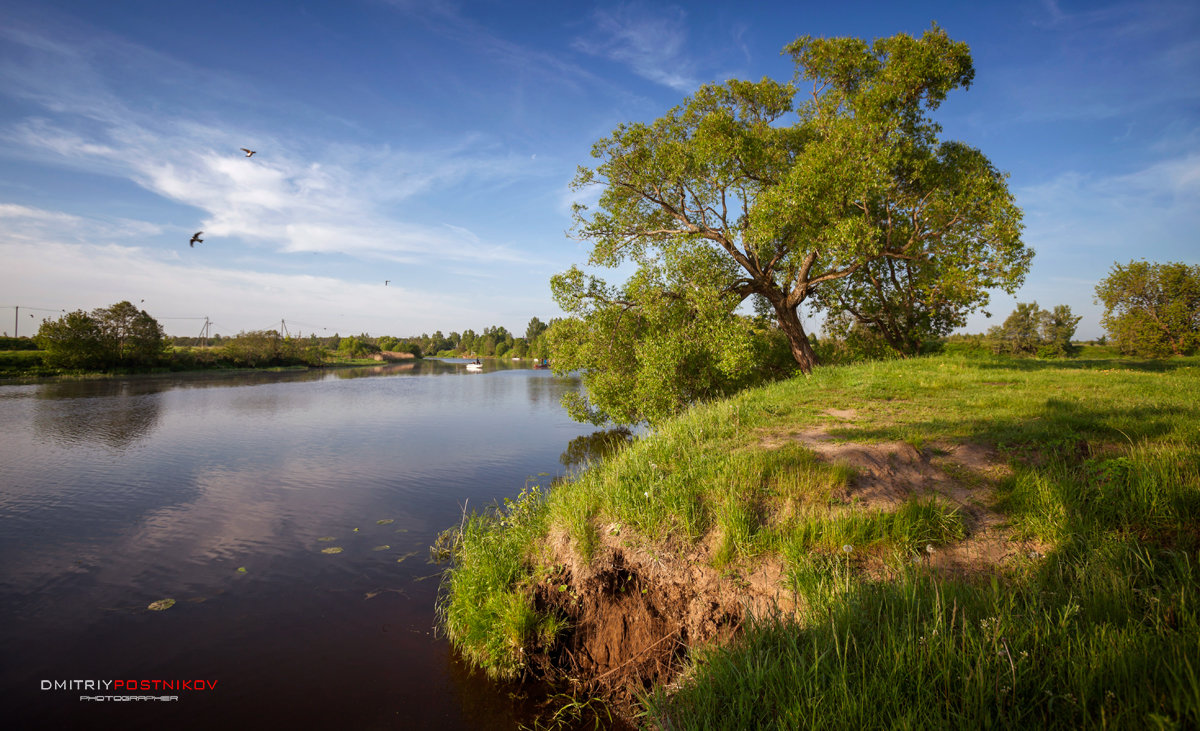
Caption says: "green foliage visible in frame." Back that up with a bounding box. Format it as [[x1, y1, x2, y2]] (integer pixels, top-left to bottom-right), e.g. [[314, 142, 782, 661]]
[[218, 331, 322, 367], [0, 336, 38, 351], [336, 336, 379, 358], [559, 23, 1027, 436], [96, 300, 168, 366], [36, 310, 108, 369], [1038, 304, 1083, 358], [988, 302, 1080, 357], [0, 349, 48, 376], [1096, 260, 1200, 357], [548, 268, 795, 425], [35, 301, 167, 370]]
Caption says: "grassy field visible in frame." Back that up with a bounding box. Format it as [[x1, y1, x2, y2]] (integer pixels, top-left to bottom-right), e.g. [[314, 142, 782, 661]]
[[438, 348, 1200, 729]]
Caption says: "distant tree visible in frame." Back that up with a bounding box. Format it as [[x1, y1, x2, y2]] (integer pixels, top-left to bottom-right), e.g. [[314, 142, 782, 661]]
[[525, 317, 548, 342], [988, 302, 1080, 357], [221, 331, 284, 367], [35, 310, 109, 369], [988, 303, 1042, 355], [0, 336, 39, 351], [1095, 260, 1200, 357], [94, 300, 167, 366], [36, 301, 166, 369], [1038, 304, 1082, 358], [337, 336, 379, 358]]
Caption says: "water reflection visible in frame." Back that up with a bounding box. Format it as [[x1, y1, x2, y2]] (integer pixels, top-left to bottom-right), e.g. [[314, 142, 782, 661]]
[[33, 381, 163, 450], [0, 363, 600, 729], [326, 362, 417, 379], [560, 427, 634, 469], [525, 370, 579, 406]]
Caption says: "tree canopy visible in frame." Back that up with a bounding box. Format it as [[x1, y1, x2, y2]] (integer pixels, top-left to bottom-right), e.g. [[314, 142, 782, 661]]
[[1095, 260, 1200, 357], [552, 25, 1029, 424], [36, 301, 167, 370], [988, 302, 1081, 358]]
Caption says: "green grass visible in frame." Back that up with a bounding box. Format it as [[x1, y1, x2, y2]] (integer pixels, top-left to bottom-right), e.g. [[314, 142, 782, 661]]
[[648, 547, 1198, 729], [435, 483, 564, 680], [0, 349, 52, 377], [436, 352, 1200, 726]]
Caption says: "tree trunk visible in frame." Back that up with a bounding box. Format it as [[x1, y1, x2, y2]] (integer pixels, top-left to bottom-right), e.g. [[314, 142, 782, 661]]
[[775, 302, 818, 375]]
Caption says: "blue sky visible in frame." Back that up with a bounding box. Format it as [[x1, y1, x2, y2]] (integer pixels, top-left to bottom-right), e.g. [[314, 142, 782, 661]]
[[1, 0, 1196, 340]]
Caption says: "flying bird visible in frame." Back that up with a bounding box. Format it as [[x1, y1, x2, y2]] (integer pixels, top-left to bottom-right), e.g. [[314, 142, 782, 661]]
[[190, 231, 203, 247], [240, 148, 256, 157], [385, 280, 389, 286]]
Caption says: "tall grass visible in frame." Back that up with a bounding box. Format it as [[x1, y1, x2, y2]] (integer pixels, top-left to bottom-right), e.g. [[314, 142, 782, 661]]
[[646, 541, 1198, 729], [436, 484, 560, 680]]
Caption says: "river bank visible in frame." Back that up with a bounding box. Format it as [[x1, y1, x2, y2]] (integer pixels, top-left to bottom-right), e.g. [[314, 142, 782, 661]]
[[438, 351, 1200, 728]]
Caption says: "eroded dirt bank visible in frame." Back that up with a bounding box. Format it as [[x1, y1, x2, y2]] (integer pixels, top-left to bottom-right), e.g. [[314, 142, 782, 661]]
[[521, 423, 1045, 716]]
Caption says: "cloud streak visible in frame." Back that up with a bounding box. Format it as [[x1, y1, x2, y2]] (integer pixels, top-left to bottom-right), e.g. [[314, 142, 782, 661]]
[[572, 4, 697, 92], [2, 21, 552, 269]]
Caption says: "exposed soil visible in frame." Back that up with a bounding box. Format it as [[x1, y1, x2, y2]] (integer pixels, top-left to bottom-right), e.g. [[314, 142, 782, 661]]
[[531, 528, 794, 714], [526, 421, 1047, 717]]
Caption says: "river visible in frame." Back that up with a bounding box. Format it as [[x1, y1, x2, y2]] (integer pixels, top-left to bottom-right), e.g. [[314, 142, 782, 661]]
[[0, 359, 606, 728]]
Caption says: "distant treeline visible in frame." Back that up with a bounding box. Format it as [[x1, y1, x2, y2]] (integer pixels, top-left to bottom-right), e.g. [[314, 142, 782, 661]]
[[169, 317, 556, 361], [0, 305, 561, 377]]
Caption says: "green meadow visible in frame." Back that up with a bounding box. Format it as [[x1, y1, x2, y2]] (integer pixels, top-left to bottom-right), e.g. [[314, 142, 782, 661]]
[[438, 348, 1200, 729]]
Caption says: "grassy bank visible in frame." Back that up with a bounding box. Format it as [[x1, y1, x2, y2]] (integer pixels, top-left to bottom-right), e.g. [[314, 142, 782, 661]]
[[437, 350, 1200, 728]]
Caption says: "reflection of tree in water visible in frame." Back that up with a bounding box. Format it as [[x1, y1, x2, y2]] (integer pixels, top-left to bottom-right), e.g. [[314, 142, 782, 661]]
[[330, 362, 417, 379], [33, 380, 164, 450], [560, 427, 634, 469], [526, 371, 580, 406]]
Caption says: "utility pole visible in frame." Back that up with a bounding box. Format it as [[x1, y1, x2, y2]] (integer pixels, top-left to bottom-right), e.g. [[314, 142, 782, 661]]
[[13, 306, 17, 338], [281, 319, 290, 338]]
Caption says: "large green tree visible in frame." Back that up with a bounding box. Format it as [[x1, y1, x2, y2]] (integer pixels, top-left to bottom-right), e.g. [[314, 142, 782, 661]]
[[36, 301, 166, 369], [1095, 260, 1200, 357], [35, 310, 110, 369], [94, 300, 167, 366], [558, 25, 1027, 389]]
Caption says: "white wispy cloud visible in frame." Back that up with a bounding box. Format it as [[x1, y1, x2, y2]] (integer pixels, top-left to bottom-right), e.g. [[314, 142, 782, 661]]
[[572, 3, 697, 92], [0, 231, 490, 335], [1, 20, 552, 269], [0, 202, 162, 243]]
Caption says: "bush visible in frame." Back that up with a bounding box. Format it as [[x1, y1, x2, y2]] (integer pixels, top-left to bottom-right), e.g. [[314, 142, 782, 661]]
[[219, 331, 322, 368], [336, 336, 380, 358], [0, 336, 39, 351]]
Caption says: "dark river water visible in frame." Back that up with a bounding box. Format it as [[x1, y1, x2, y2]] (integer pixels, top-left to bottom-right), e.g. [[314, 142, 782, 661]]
[[0, 359, 604, 729]]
